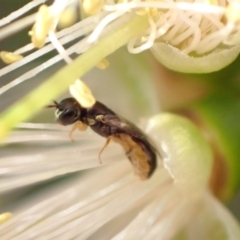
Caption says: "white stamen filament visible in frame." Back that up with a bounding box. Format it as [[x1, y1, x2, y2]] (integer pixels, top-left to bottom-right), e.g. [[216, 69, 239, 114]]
[[48, 31, 73, 64], [88, 10, 127, 42], [0, 12, 106, 96], [0, 0, 238, 98], [0, 113, 219, 239], [0, 0, 45, 28], [128, 13, 157, 53], [0, 14, 36, 41]]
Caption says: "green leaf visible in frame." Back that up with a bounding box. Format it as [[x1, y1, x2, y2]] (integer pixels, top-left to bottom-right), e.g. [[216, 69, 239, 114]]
[[195, 92, 240, 201]]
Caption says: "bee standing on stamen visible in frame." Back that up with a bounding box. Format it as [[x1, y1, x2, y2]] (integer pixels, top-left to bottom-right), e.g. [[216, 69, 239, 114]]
[[47, 98, 158, 180]]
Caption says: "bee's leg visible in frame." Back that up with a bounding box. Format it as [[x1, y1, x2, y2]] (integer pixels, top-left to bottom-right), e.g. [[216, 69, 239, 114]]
[[98, 137, 112, 164], [69, 121, 88, 142]]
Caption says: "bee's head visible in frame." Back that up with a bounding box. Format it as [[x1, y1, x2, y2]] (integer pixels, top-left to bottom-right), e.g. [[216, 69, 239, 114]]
[[47, 98, 82, 125]]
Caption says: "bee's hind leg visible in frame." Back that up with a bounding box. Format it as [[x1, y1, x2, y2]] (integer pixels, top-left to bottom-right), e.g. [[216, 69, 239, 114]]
[[98, 137, 113, 164]]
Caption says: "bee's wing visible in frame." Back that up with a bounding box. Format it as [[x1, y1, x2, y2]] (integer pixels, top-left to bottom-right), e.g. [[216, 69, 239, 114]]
[[100, 114, 146, 139], [99, 114, 159, 154], [99, 114, 159, 179]]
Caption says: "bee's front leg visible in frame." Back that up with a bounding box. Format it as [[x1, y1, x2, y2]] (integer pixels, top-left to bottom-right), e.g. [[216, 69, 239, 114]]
[[69, 121, 88, 141]]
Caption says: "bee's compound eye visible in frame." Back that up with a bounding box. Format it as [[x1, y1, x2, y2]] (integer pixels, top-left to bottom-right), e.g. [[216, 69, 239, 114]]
[[54, 98, 81, 125], [58, 108, 79, 125]]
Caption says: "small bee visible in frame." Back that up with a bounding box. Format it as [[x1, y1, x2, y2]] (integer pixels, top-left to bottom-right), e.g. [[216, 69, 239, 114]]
[[47, 98, 158, 180]]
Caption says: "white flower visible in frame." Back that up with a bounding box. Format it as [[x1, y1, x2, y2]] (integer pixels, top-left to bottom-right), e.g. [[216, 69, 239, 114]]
[[0, 3, 239, 238], [0, 114, 239, 239]]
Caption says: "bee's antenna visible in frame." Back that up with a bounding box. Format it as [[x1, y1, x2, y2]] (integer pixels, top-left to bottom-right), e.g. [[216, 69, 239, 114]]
[[46, 101, 59, 108]]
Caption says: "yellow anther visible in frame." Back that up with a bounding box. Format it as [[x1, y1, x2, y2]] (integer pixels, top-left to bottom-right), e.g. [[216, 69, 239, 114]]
[[58, 7, 77, 29], [30, 5, 54, 48], [226, 2, 240, 22], [96, 58, 109, 69], [206, 0, 219, 5], [69, 79, 96, 108], [0, 212, 12, 224], [0, 51, 23, 64], [82, 0, 104, 16]]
